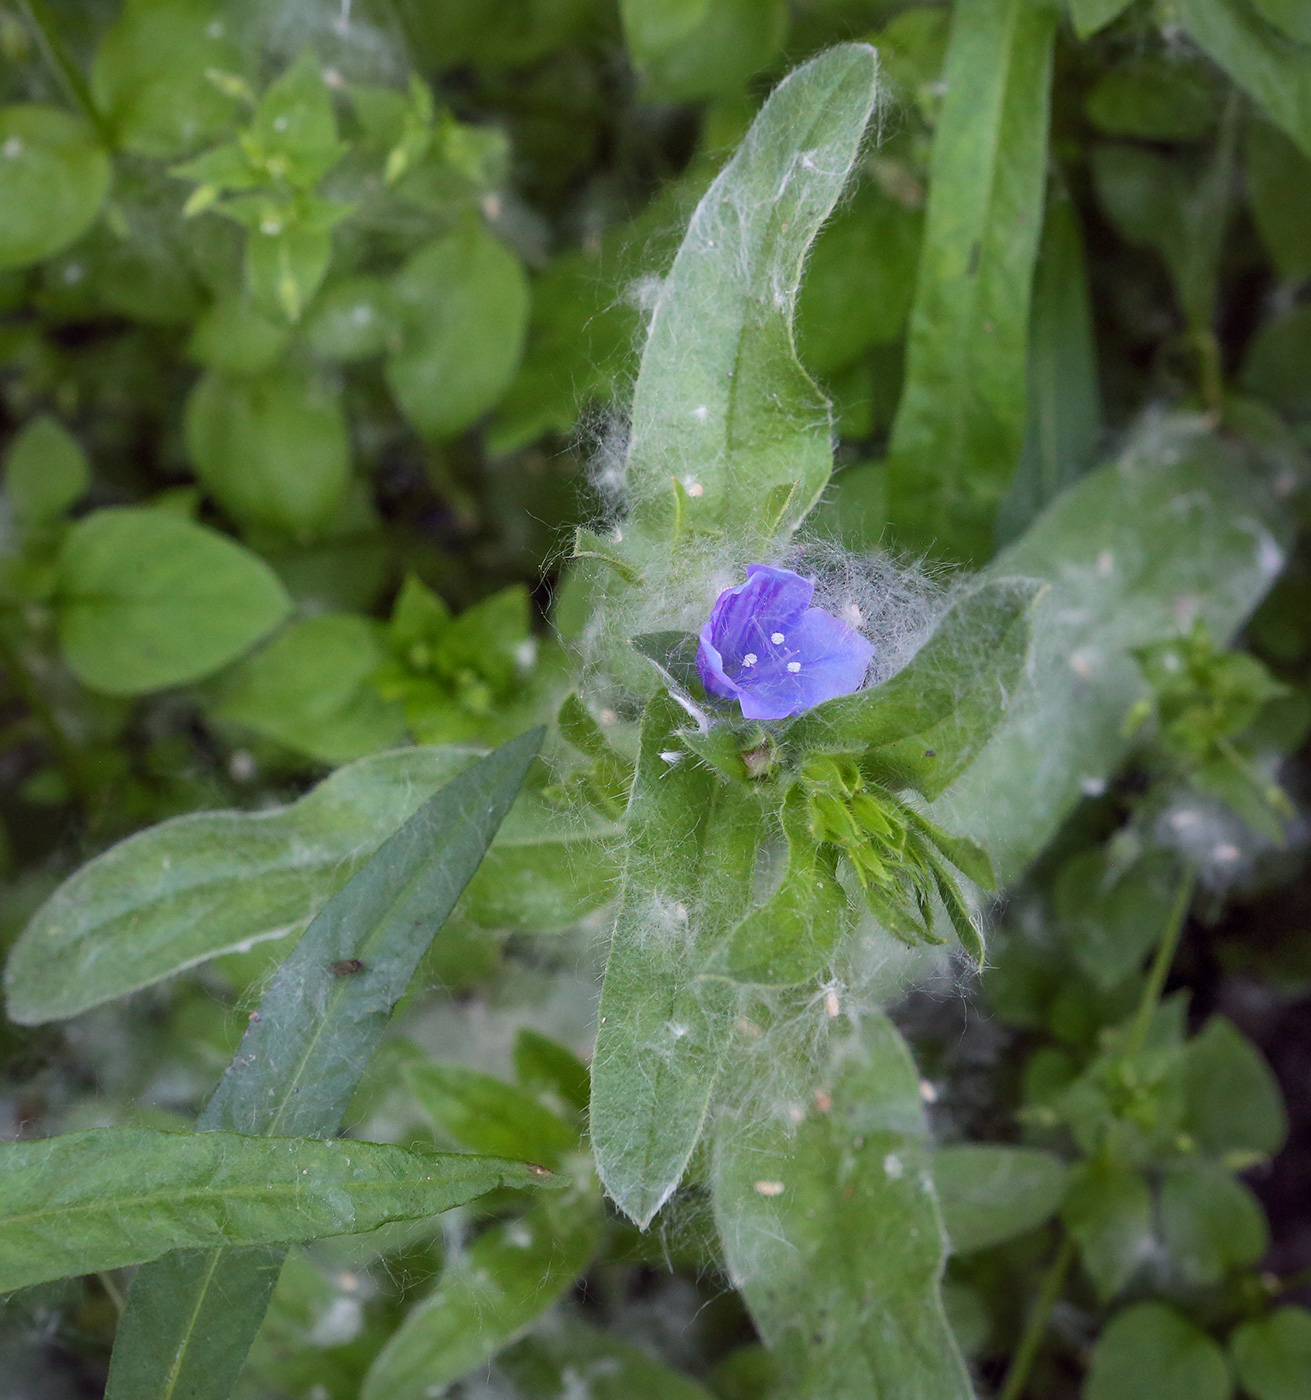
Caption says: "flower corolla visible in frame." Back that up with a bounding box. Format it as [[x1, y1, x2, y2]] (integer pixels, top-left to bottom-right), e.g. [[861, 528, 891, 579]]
[[696, 564, 874, 720]]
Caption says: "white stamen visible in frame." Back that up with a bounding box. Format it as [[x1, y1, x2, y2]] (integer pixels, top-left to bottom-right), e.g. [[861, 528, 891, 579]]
[[771, 632, 785, 644], [787, 661, 801, 673], [742, 652, 757, 666]]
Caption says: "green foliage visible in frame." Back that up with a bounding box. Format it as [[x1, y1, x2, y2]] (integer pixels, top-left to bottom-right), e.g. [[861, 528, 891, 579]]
[[1085, 1303, 1232, 1400], [933, 1145, 1069, 1254], [1230, 1308, 1311, 1400], [0, 1125, 553, 1292], [3, 412, 89, 524]]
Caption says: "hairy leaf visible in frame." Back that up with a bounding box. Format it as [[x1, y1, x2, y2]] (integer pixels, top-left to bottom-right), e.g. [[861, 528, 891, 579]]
[[0, 1126, 551, 1293]]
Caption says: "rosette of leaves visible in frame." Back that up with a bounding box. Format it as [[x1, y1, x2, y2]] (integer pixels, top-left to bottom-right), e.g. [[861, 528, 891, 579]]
[[373, 574, 562, 745], [1124, 619, 1301, 842]]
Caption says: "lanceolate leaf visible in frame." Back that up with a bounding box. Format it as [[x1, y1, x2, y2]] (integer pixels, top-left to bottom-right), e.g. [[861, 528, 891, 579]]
[[712, 1012, 972, 1399], [7, 746, 613, 1024], [782, 577, 1042, 798], [933, 421, 1292, 885], [590, 694, 765, 1227], [624, 43, 879, 546], [105, 730, 542, 1400], [885, 0, 1057, 563], [0, 1126, 551, 1293]]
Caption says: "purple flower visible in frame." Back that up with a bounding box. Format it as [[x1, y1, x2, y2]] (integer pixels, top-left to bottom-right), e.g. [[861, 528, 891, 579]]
[[696, 565, 875, 721]]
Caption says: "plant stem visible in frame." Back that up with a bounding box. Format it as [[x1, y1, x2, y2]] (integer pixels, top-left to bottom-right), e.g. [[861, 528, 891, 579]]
[[1126, 865, 1196, 1058], [997, 1233, 1076, 1400], [15, 0, 112, 142]]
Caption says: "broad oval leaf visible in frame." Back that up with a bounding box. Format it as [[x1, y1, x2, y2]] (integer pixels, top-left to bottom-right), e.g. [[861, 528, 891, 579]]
[[386, 222, 530, 439], [0, 1125, 554, 1294], [1085, 1302, 1232, 1400], [0, 105, 111, 271], [933, 1144, 1069, 1254], [184, 366, 352, 537], [4, 414, 90, 525], [54, 506, 292, 696], [1230, 1307, 1311, 1400]]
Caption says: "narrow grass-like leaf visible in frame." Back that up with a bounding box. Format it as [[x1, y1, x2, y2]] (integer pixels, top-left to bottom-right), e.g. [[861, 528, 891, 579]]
[[712, 1013, 972, 1399], [885, 0, 1056, 563], [105, 729, 542, 1400], [623, 43, 878, 545], [933, 420, 1291, 885], [591, 695, 765, 1227], [0, 1126, 551, 1293], [782, 577, 1042, 799]]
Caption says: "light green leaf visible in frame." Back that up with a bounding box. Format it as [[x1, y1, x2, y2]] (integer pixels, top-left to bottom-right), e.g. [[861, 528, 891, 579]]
[[885, 0, 1056, 564], [211, 613, 407, 764], [91, 0, 243, 158], [361, 1185, 601, 1400], [1250, 0, 1311, 43], [711, 1013, 972, 1400], [591, 694, 765, 1227], [995, 179, 1101, 546], [1067, 0, 1134, 39], [933, 1144, 1069, 1254], [621, 0, 788, 102], [4, 414, 89, 524], [1183, 1015, 1288, 1162], [623, 43, 879, 546], [305, 274, 398, 361], [1230, 1307, 1311, 1400], [386, 222, 530, 439], [184, 366, 352, 537], [1160, 1161, 1268, 1287], [1178, 0, 1311, 159], [54, 506, 292, 696], [933, 420, 1291, 886], [783, 577, 1041, 800], [1062, 1159, 1153, 1302], [403, 1057, 580, 1167], [0, 105, 111, 271], [0, 1126, 551, 1293], [245, 220, 334, 324], [500, 1319, 717, 1399], [187, 295, 291, 375], [1085, 1303, 1232, 1400], [105, 730, 541, 1400]]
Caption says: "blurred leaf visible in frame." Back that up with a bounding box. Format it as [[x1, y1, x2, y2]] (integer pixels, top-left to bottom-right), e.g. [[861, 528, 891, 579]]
[[621, 0, 788, 102], [211, 613, 407, 764], [4, 746, 474, 1023], [1054, 849, 1181, 991], [995, 182, 1101, 546], [591, 694, 764, 1227], [514, 1028, 591, 1115], [1230, 1307, 1311, 1400], [386, 222, 530, 439], [1085, 1303, 1232, 1400], [933, 1144, 1069, 1254], [305, 274, 398, 361], [622, 44, 879, 546], [0, 105, 111, 271], [402, 1057, 580, 1167], [712, 1013, 973, 1400], [1159, 1161, 1268, 1286], [1084, 53, 1220, 141], [106, 730, 541, 1400], [0, 1126, 550, 1292], [1178, 0, 1311, 159], [1062, 1159, 1153, 1302], [184, 366, 352, 537], [1182, 1015, 1288, 1161], [392, 0, 596, 70], [1245, 115, 1311, 280], [933, 422, 1291, 885], [1242, 304, 1311, 421], [360, 1185, 601, 1400], [188, 294, 292, 374], [4, 414, 89, 524], [54, 506, 292, 696], [1067, 0, 1134, 39], [91, 0, 243, 158], [501, 1319, 716, 1399], [783, 578, 1041, 800], [1249, 0, 1311, 43], [885, 0, 1056, 563]]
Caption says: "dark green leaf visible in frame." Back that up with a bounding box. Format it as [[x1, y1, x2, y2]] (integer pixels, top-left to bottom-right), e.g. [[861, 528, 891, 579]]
[[501, 1319, 716, 1399], [934, 1145, 1069, 1254], [1183, 1015, 1288, 1162], [621, 0, 788, 102], [1230, 1307, 1311, 1400], [1160, 1161, 1268, 1287], [1062, 1159, 1153, 1302], [1085, 1303, 1232, 1400], [4, 414, 89, 524]]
